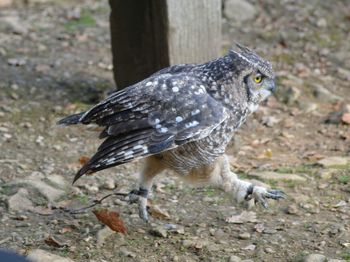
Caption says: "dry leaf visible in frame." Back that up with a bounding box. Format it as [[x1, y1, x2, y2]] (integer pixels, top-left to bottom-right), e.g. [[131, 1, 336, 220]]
[[59, 227, 73, 234], [44, 235, 68, 248], [341, 113, 350, 124], [93, 209, 127, 234], [79, 156, 90, 166], [148, 205, 170, 220], [254, 223, 265, 233]]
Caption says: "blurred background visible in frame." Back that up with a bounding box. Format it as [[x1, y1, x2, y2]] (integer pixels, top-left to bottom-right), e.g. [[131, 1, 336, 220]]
[[0, 0, 349, 261]]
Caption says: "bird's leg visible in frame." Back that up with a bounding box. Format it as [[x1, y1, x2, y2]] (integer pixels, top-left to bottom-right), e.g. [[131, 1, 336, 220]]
[[213, 155, 285, 208], [127, 156, 165, 222]]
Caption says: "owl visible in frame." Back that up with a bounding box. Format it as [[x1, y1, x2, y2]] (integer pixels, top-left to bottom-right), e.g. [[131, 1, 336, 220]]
[[58, 44, 284, 221]]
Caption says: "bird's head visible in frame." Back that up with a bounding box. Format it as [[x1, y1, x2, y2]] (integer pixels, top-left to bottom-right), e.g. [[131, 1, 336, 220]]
[[229, 44, 276, 113]]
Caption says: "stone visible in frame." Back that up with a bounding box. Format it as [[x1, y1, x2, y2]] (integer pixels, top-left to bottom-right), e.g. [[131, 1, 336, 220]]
[[248, 171, 307, 182], [226, 211, 257, 224], [316, 169, 337, 180], [97, 226, 115, 247], [229, 255, 242, 262], [7, 188, 34, 211], [317, 157, 349, 167], [312, 85, 341, 103], [316, 18, 327, 28], [10, 172, 66, 202], [119, 247, 136, 258], [0, 0, 12, 7], [303, 254, 326, 262], [224, 0, 256, 23], [238, 232, 251, 240], [286, 204, 299, 215], [1, 16, 28, 35], [27, 249, 75, 262], [149, 226, 167, 238], [102, 177, 115, 190]]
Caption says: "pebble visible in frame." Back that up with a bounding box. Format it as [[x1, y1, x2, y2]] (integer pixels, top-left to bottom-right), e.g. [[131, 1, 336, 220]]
[[7, 58, 26, 66], [119, 247, 136, 258], [149, 226, 167, 238], [229, 255, 242, 262], [7, 188, 34, 212], [238, 232, 251, 240], [303, 253, 326, 262], [286, 204, 299, 215], [96, 226, 114, 247], [27, 249, 74, 262], [317, 157, 349, 167]]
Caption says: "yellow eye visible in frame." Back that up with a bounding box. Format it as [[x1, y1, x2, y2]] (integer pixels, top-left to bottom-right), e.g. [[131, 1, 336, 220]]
[[254, 75, 263, 83]]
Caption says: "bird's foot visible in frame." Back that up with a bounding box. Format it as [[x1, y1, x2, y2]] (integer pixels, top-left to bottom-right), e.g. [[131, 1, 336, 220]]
[[126, 188, 149, 222], [245, 185, 285, 208]]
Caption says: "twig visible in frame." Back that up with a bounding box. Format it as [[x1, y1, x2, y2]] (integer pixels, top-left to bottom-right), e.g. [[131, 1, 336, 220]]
[[66, 192, 129, 214]]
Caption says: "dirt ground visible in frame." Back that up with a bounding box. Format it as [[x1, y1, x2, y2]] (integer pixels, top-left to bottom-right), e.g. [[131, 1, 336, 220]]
[[0, 0, 349, 261]]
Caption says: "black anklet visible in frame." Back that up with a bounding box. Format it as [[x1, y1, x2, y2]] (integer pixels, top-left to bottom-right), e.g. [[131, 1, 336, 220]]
[[138, 187, 149, 198], [244, 184, 254, 200]]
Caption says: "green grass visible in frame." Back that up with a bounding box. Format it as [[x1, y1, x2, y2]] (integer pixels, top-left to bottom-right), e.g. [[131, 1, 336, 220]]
[[274, 165, 314, 174], [338, 175, 349, 184], [65, 10, 95, 31], [341, 249, 350, 261], [75, 194, 89, 205]]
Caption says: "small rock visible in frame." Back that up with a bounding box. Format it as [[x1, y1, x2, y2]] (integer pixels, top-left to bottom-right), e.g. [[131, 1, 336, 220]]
[[97, 226, 114, 247], [8, 58, 26, 66], [242, 244, 256, 251], [261, 116, 280, 127], [248, 171, 306, 182], [119, 247, 136, 258], [334, 200, 347, 208], [229, 255, 242, 262], [44, 235, 68, 248], [286, 204, 299, 215], [224, 0, 256, 23], [226, 211, 257, 224], [1, 16, 28, 35], [102, 177, 115, 190], [7, 188, 34, 211], [317, 156, 349, 167], [149, 226, 167, 238], [299, 102, 318, 113], [164, 224, 185, 234], [27, 249, 74, 262], [0, 0, 12, 7], [341, 113, 350, 125], [316, 18, 327, 28], [303, 253, 326, 262], [11, 172, 66, 202], [313, 85, 341, 103], [316, 169, 337, 180], [238, 232, 251, 240], [264, 247, 275, 253]]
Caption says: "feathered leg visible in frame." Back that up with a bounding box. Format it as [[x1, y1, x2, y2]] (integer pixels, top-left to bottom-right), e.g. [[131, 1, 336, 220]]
[[128, 156, 165, 222], [211, 155, 285, 207]]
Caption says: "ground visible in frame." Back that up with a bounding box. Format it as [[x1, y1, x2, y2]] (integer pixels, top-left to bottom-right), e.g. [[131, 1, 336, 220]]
[[0, 0, 349, 261]]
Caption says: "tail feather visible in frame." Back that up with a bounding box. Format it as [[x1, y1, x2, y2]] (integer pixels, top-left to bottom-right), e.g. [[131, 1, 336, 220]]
[[57, 112, 85, 126]]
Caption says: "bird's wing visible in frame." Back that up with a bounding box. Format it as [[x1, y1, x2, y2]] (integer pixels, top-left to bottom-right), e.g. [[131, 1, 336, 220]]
[[73, 72, 228, 182]]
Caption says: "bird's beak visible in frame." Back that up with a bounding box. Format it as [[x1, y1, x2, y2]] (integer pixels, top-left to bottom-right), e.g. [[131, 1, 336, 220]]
[[266, 79, 276, 93]]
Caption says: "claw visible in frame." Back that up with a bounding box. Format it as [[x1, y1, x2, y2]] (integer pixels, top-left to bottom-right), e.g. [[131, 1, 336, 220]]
[[247, 185, 285, 208], [126, 188, 150, 222], [266, 189, 286, 200]]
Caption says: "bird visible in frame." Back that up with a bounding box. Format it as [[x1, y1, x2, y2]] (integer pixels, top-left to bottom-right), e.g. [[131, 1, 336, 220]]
[[58, 44, 284, 222]]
